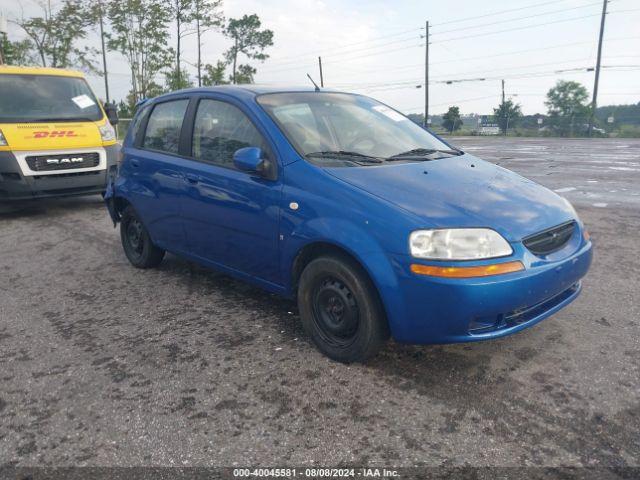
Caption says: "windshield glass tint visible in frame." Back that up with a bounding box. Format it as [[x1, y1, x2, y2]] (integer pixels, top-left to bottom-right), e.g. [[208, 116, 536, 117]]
[[0, 74, 103, 123], [257, 92, 450, 160]]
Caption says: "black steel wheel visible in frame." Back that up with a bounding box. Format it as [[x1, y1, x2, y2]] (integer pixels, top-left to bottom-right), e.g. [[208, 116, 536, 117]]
[[298, 254, 389, 363], [120, 206, 165, 268], [311, 277, 360, 348]]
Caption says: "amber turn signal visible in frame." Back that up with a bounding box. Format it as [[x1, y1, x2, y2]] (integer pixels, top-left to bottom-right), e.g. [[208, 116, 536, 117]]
[[410, 260, 525, 278]]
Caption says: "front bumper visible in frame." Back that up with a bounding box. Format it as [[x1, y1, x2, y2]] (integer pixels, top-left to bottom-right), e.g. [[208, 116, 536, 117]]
[[0, 146, 119, 201], [384, 236, 593, 344]]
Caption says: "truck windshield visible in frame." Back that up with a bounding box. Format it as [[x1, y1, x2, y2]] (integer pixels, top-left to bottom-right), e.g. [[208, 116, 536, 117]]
[[257, 92, 454, 165], [0, 74, 103, 123]]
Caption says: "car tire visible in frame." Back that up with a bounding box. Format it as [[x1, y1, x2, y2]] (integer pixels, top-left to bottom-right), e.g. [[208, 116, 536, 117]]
[[297, 254, 389, 363], [120, 206, 165, 268]]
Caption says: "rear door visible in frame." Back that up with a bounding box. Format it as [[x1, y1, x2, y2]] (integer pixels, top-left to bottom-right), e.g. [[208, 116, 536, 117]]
[[125, 98, 190, 253], [179, 96, 283, 284]]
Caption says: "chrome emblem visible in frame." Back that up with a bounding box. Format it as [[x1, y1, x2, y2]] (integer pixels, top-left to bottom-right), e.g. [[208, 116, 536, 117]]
[[46, 157, 84, 165]]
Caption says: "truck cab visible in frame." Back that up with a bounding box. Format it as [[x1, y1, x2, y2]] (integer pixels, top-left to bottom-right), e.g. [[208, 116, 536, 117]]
[[0, 66, 119, 201]]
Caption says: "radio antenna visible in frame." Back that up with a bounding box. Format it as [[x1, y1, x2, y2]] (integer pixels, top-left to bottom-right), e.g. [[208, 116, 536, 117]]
[[306, 73, 320, 92]]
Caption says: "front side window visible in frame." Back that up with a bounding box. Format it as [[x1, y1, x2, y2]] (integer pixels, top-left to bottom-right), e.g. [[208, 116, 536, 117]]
[[142, 100, 189, 154], [258, 92, 456, 167], [192, 99, 267, 168], [0, 74, 103, 123], [128, 103, 151, 145]]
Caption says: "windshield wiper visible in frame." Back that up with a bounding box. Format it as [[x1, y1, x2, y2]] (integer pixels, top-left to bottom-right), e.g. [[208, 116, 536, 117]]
[[387, 147, 462, 160], [306, 150, 385, 164]]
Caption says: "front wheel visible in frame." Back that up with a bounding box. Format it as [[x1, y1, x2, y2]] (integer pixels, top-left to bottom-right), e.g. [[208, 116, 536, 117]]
[[120, 206, 165, 268], [297, 255, 389, 363]]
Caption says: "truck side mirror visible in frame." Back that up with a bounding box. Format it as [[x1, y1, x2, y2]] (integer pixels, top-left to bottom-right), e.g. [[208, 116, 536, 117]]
[[104, 102, 119, 126]]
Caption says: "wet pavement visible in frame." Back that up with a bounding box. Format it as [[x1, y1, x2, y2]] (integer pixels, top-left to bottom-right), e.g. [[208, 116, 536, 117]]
[[0, 137, 639, 468], [453, 136, 640, 210]]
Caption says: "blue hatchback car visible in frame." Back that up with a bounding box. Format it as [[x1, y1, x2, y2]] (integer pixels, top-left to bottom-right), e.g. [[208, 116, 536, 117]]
[[105, 86, 592, 362]]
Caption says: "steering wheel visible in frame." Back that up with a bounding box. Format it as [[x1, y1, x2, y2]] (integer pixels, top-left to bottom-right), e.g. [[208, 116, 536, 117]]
[[345, 133, 379, 154]]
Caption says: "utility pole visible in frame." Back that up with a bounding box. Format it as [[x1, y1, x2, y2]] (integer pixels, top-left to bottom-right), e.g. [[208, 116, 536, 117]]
[[502, 79, 507, 136], [318, 56, 324, 87], [98, 1, 110, 103], [423, 20, 429, 128], [589, 0, 608, 137], [232, 37, 238, 84], [196, 14, 202, 87]]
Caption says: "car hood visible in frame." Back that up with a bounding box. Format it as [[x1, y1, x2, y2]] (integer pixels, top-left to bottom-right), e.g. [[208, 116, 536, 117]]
[[324, 154, 576, 242]]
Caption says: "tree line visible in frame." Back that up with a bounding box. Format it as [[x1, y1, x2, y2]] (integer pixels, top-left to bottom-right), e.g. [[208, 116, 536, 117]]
[[1, 0, 274, 114], [415, 80, 633, 137]]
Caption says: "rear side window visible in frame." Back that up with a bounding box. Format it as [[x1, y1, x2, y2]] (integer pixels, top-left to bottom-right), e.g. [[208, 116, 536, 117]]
[[143, 100, 189, 154], [192, 99, 267, 168]]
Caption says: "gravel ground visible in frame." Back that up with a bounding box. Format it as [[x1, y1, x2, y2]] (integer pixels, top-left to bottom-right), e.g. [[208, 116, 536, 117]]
[[0, 137, 638, 469]]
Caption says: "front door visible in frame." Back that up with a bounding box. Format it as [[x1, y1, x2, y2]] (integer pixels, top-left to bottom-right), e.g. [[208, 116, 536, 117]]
[[180, 98, 282, 285]]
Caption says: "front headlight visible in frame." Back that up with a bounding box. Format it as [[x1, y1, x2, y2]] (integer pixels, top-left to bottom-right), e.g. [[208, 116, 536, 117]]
[[99, 123, 116, 142], [410, 228, 513, 260], [0, 129, 8, 146]]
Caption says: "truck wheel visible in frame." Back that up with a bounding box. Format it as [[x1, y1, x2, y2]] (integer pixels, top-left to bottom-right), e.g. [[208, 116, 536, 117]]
[[297, 255, 389, 363], [120, 206, 165, 268]]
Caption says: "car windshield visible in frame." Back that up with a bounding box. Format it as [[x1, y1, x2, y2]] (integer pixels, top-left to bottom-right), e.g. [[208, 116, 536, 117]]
[[257, 92, 456, 166], [0, 74, 103, 123]]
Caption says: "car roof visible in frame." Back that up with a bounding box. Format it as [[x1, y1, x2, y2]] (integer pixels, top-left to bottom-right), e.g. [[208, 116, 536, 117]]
[[149, 84, 345, 103], [0, 65, 85, 78]]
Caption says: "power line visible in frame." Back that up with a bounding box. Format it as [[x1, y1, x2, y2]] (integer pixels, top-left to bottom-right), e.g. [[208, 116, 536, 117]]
[[261, 28, 422, 68], [296, 36, 640, 77], [431, 1, 604, 36], [263, 4, 632, 72], [264, 34, 421, 67], [259, 42, 423, 74], [260, 14, 634, 76], [350, 63, 640, 94], [430, 0, 572, 27], [333, 58, 592, 90], [431, 12, 603, 44]]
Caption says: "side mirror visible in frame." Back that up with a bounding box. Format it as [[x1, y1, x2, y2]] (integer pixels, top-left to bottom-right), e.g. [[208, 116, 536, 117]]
[[104, 102, 119, 126], [233, 147, 265, 174]]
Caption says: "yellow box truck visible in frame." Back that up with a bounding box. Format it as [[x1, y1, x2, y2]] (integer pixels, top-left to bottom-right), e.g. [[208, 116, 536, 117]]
[[0, 66, 119, 201]]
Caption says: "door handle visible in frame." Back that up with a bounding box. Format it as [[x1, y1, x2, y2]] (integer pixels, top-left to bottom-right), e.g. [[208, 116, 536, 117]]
[[130, 158, 140, 168], [184, 173, 199, 184]]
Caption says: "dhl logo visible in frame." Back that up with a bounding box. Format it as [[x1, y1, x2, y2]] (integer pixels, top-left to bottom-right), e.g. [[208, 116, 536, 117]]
[[32, 131, 79, 138]]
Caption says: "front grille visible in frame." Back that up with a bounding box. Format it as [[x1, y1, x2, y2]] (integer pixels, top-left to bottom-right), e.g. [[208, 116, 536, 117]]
[[523, 221, 575, 256], [25, 152, 100, 172]]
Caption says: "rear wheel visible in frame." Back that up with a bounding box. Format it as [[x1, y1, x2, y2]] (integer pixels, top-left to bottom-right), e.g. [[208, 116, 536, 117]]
[[120, 206, 165, 268], [297, 255, 389, 363]]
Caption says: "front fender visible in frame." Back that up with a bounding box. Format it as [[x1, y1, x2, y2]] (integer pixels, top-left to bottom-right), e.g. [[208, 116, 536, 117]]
[[281, 217, 409, 339]]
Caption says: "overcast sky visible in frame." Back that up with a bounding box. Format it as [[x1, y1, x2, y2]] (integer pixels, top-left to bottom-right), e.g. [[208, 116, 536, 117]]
[[3, 0, 639, 116]]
